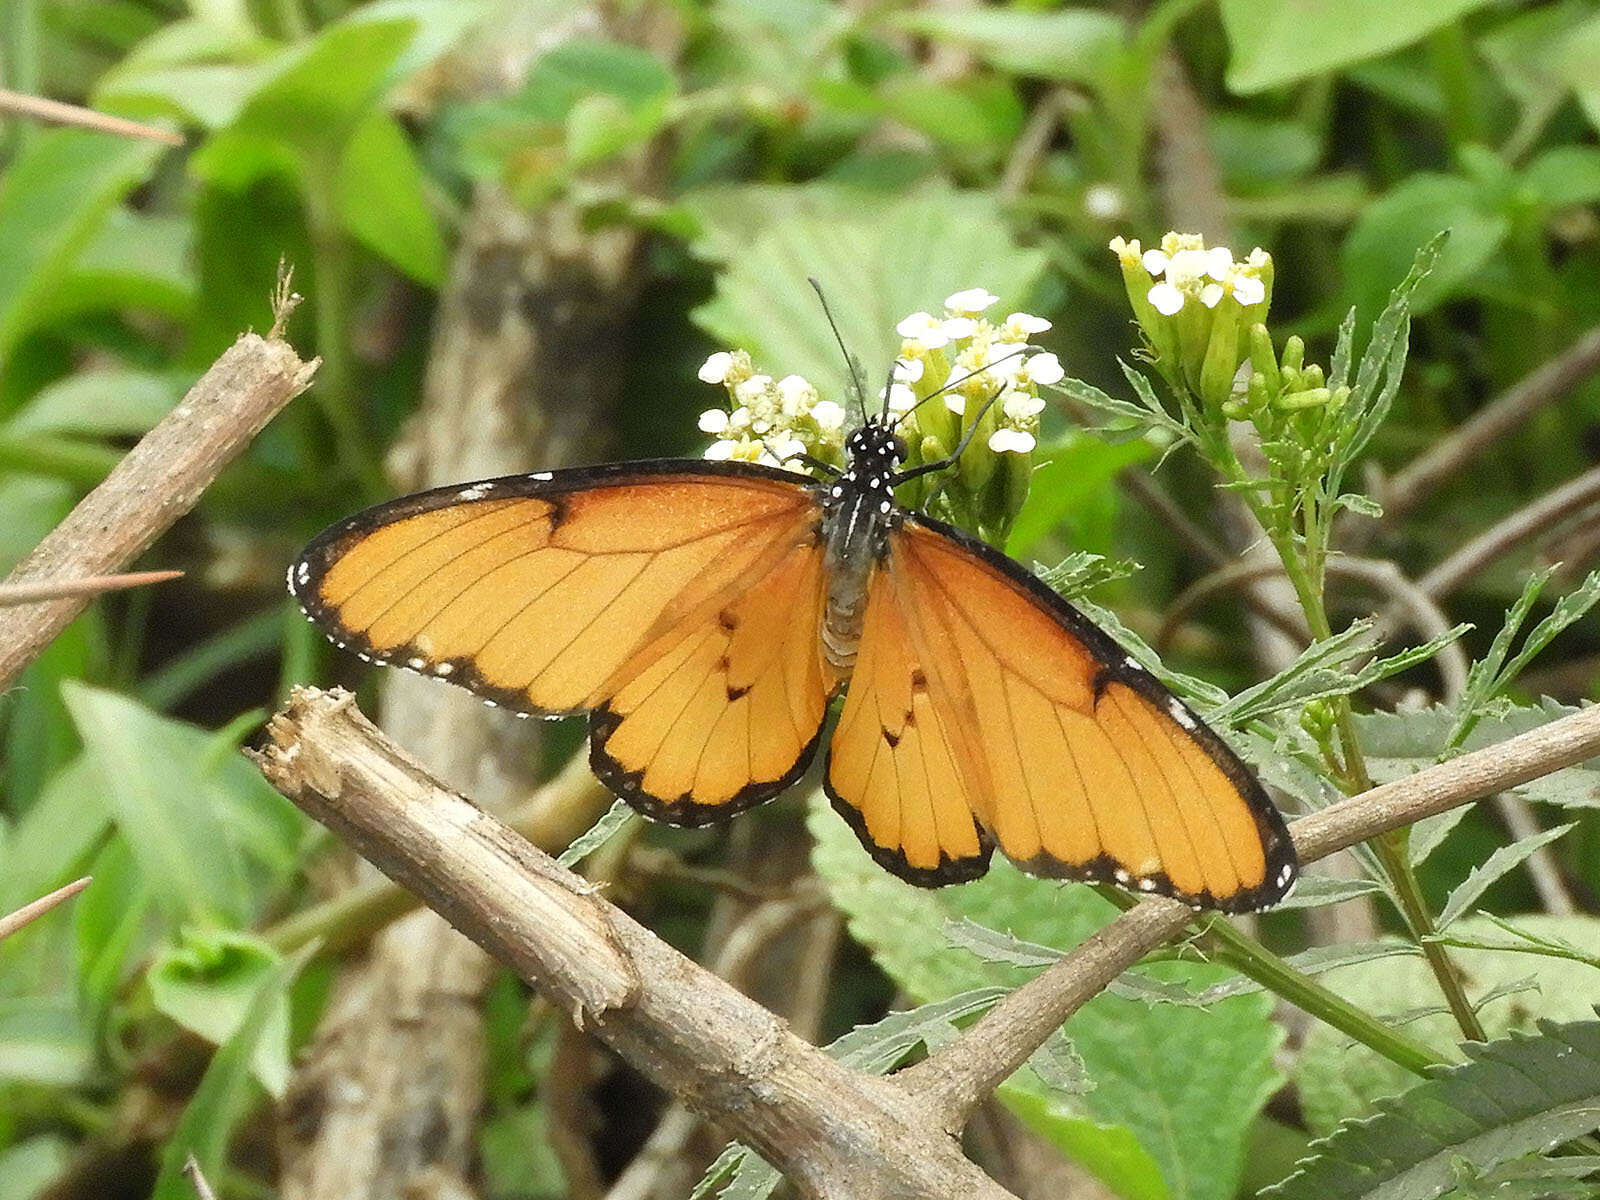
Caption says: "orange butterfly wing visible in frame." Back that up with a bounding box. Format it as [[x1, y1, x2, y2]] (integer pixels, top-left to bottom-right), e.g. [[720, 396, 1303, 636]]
[[291, 462, 834, 822], [825, 514, 1297, 911]]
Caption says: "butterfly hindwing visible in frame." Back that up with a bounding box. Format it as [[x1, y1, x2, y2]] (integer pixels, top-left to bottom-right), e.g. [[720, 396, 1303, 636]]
[[825, 514, 1296, 912], [824, 566, 993, 884], [292, 460, 834, 822]]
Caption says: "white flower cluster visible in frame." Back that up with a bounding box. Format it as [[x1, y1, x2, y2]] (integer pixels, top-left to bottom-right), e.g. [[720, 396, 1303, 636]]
[[894, 288, 1061, 455], [696, 350, 845, 470], [1110, 233, 1269, 317]]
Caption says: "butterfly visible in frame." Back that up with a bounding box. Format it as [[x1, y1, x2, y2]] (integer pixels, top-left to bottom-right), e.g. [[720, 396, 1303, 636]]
[[288, 360, 1298, 913]]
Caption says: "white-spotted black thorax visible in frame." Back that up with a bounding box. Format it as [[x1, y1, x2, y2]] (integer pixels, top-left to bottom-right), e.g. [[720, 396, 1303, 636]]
[[817, 419, 907, 673]]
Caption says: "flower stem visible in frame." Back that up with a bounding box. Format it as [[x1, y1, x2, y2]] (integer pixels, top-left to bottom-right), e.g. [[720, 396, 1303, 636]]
[[1198, 917, 1442, 1077], [1266, 521, 1488, 1044]]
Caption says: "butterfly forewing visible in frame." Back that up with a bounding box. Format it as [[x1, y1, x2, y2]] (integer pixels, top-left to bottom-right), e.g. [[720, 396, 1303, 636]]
[[291, 462, 835, 818], [822, 514, 1296, 912]]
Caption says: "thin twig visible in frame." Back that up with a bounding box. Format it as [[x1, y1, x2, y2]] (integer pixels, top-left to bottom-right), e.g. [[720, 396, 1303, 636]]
[[0, 569, 182, 607], [0, 333, 317, 689], [182, 1154, 219, 1200], [1415, 463, 1600, 600], [1380, 321, 1600, 526], [0, 88, 185, 145], [903, 696, 1600, 1131], [0, 876, 91, 942]]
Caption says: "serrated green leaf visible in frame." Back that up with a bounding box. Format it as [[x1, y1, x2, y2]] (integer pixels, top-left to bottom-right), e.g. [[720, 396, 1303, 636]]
[[691, 189, 1047, 409], [1268, 1010, 1600, 1200], [1436, 824, 1576, 930], [1357, 701, 1600, 810], [1295, 915, 1600, 1135]]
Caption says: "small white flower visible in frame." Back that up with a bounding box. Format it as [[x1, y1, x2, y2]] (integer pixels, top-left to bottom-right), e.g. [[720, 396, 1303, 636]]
[[1200, 282, 1225, 309], [944, 393, 968, 416], [945, 287, 999, 314], [1148, 281, 1184, 316], [1164, 247, 1214, 287], [1141, 248, 1170, 277], [1204, 247, 1234, 279], [989, 428, 1036, 454], [1233, 274, 1266, 306], [896, 312, 950, 349], [940, 316, 978, 341], [893, 357, 925, 383], [1084, 183, 1124, 220], [1003, 392, 1046, 421], [698, 408, 729, 434], [811, 399, 845, 430], [704, 440, 735, 460], [1109, 236, 1142, 266], [728, 408, 752, 431], [1004, 312, 1052, 335], [734, 374, 771, 404], [883, 383, 917, 414], [775, 374, 816, 415], [772, 437, 806, 463], [698, 351, 735, 384], [1023, 351, 1064, 386]]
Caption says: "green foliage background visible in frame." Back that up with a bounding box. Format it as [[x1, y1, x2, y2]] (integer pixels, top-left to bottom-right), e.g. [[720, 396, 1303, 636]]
[[4, 1, 1600, 1198]]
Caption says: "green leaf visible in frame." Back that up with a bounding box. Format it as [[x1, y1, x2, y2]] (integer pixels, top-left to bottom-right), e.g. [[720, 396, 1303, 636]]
[[1268, 1009, 1600, 1200], [32, 209, 196, 331], [1267, 876, 1385, 911], [1007, 433, 1152, 557], [691, 189, 1048, 410], [190, 17, 420, 190], [810, 794, 1280, 1200], [74, 838, 157, 1028], [64, 683, 248, 926], [1220, 0, 1499, 93], [6, 368, 186, 438], [149, 930, 293, 1096], [0, 129, 165, 368], [887, 8, 1124, 86], [61, 684, 304, 928], [1522, 145, 1600, 210], [1294, 915, 1600, 1135], [149, 945, 313, 1200], [335, 111, 447, 285], [556, 799, 636, 868], [1342, 179, 1497, 319], [1436, 823, 1576, 930], [0, 1135, 73, 1200], [1032, 552, 1140, 600], [0, 998, 92, 1086], [0, 757, 110, 917]]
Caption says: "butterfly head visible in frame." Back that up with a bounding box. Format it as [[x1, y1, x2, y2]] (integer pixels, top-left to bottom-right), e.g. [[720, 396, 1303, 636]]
[[844, 421, 906, 483]]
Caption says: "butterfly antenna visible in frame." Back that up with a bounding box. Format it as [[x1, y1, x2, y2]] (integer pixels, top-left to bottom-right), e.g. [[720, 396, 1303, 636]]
[[890, 347, 1028, 430], [808, 277, 870, 425], [893, 385, 1010, 484]]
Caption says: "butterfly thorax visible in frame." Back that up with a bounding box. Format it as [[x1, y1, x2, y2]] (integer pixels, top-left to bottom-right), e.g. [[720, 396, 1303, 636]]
[[817, 422, 904, 675]]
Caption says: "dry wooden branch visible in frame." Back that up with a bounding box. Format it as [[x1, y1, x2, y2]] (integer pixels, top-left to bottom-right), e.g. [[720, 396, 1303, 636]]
[[902, 697, 1600, 1129], [1415, 463, 1600, 600], [0, 876, 91, 942], [255, 687, 1016, 1200], [0, 333, 316, 688]]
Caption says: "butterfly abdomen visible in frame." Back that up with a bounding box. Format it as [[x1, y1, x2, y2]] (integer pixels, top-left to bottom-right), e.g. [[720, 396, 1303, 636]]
[[819, 433, 901, 676]]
